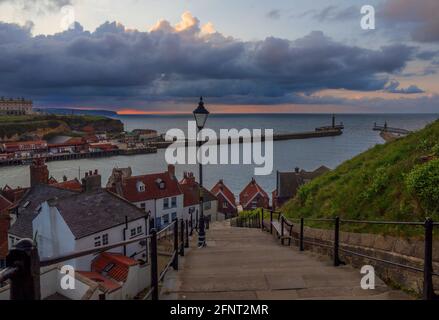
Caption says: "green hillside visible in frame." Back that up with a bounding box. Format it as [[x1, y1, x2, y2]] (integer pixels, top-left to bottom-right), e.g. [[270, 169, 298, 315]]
[[0, 114, 123, 140], [282, 119, 439, 236]]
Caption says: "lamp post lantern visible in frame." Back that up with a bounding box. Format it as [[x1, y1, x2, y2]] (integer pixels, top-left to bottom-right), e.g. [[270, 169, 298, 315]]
[[193, 97, 209, 247]]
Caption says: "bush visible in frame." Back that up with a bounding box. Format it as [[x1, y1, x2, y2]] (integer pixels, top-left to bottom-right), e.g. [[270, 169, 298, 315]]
[[432, 143, 439, 156], [405, 159, 439, 214]]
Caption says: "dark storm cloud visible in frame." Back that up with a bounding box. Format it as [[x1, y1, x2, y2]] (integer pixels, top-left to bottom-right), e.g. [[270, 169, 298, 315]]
[[381, 0, 439, 43], [0, 18, 417, 107], [384, 80, 425, 94]]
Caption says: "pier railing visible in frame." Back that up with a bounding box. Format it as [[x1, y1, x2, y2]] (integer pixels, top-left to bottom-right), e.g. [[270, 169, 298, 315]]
[[258, 209, 438, 300], [0, 219, 191, 300]]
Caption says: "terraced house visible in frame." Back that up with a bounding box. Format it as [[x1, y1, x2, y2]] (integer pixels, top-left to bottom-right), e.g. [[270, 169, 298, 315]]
[[107, 165, 184, 230]]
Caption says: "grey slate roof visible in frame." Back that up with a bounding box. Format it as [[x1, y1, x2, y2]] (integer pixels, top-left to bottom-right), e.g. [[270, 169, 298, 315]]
[[54, 190, 147, 239], [9, 185, 147, 240], [9, 184, 78, 238]]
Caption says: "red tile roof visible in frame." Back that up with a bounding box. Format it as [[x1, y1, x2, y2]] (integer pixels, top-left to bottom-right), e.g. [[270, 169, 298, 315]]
[[180, 172, 217, 207], [1, 185, 27, 203], [239, 178, 269, 208], [77, 271, 121, 293], [211, 180, 236, 208], [0, 194, 12, 212], [112, 168, 182, 202], [91, 252, 138, 283], [53, 179, 82, 192], [0, 213, 11, 259], [48, 176, 58, 184]]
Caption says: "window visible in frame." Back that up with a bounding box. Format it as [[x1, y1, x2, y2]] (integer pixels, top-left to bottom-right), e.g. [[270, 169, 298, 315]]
[[171, 197, 177, 208], [171, 212, 177, 221], [163, 198, 169, 209], [251, 200, 257, 209], [130, 228, 136, 237], [137, 226, 142, 234], [223, 201, 228, 208], [163, 214, 170, 225], [140, 202, 146, 210], [136, 181, 145, 192], [94, 236, 101, 247], [102, 234, 109, 245], [204, 201, 211, 210], [0, 259, 5, 269]]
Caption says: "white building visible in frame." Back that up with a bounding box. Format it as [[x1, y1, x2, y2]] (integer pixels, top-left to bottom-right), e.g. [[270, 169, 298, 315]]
[[8, 172, 149, 271], [0, 97, 33, 115], [107, 165, 184, 231], [179, 172, 219, 225]]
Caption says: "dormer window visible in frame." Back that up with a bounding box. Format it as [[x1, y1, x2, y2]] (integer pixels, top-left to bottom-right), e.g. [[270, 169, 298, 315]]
[[136, 181, 146, 192], [156, 178, 166, 190]]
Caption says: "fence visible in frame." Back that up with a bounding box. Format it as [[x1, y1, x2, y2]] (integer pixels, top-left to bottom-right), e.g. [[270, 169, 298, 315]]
[[259, 209, 438, 300], [230, 214, 261, 229], [0, 219, 191, 300]]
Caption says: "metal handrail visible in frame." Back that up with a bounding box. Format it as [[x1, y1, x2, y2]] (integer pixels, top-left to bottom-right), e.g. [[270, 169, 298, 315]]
[[0, 267, 19, 283], [260, 208, 438, 300], [341, 219, 425, 226], [157, 220, 177, 237], [40, 234, 152, 267], [159, 251, 177, 283], [339, 247, 424, 273]]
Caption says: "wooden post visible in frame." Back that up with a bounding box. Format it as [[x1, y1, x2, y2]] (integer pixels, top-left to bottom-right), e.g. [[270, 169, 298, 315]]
[[173, 221, 179, 270], [423, 218, 436, 300], [300, 218, 304, 251], [150, 229, 159, 300], [6, 239, 40, 300]]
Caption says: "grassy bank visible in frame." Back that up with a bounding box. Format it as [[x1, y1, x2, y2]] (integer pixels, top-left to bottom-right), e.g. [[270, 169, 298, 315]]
[[282, 119, 439, 237]]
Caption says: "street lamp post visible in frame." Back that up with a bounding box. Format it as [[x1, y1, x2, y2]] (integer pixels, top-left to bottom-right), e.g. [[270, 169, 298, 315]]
[[193, 96, 209, 248]]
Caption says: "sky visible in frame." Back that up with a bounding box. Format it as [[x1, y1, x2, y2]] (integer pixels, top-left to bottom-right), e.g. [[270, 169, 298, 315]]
[[0, 0, 439, 113]]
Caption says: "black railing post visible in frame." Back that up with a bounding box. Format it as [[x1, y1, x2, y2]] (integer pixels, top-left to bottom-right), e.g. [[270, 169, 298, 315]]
[[334, 217, 342, 267], [173, 221, 179, 270], [150, 229, 159, 300], [6, 239, 40, 300], [185, 219, 189, 248], [180, 219, 185, 257], [281, 216, 285, 245], [260, 209, 264, 230], [270, 210, 273, 234], [423, 218, 436, 300], [300, 217, 304, 251]]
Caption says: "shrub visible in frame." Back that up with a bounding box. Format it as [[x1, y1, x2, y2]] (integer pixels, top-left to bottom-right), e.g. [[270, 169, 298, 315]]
[[405, 159, 439, 214], [432, 143, 439, 156]]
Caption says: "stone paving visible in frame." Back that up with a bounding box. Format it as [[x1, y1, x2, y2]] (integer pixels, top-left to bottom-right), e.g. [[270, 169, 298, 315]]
[[161, 221, 411, 300]]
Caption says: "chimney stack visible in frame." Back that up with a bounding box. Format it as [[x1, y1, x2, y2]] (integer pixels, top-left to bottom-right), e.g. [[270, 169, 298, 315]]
[[168, 164, 175, 178], [30, 157, 49, 187], [81, 169, 101, 193], [295, 167, 300, 173]]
